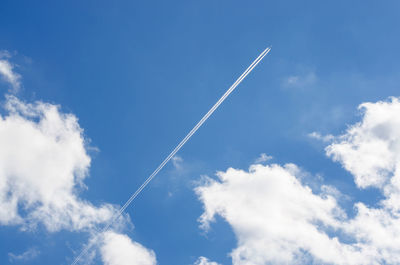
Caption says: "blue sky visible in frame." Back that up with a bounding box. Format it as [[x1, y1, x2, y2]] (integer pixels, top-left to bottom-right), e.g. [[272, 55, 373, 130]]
[[1, 1, 400, 265]]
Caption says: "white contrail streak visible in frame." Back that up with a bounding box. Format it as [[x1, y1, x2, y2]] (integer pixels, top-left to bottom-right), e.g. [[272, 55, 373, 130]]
[[70, 47, 271, 265]]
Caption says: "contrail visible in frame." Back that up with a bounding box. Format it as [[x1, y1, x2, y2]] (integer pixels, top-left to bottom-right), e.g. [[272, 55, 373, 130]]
[[70, 47, 271, 265]]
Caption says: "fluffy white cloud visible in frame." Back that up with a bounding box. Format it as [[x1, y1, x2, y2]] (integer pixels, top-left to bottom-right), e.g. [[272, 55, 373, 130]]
[[196, 164, 366, 265], [0, 56, 157, 264], [0, 95, 119, 231], [327, 97, 400, 189], [100, 231, 157, 265], [0, 95, 158, 264], [0, 52, 21, 91], [325, 97, 400, 264], [196, 97, 400, 265], [193, 256, 221, 265]]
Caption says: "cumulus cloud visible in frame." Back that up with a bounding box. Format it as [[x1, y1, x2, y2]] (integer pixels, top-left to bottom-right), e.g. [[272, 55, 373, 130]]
[[0, 51, 21, 92], [196, 97, 400, 265], [193, 256, 221, 265], [0, 55, 158, 264], [0, 95, 119, 231], [0, 94, 158, 264], [326, 97, 400, 189], [325, 97, 400, 264], [100, 231, 157, 265], [196, 164, 360, 265]]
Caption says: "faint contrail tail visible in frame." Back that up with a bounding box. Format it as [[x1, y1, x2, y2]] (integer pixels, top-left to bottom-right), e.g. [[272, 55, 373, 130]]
[[70, 47, 271, 265]]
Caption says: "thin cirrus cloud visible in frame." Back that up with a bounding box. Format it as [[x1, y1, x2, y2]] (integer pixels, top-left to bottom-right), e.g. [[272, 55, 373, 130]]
[[0, 56, 157, 265], [195, 96, 400, 265]]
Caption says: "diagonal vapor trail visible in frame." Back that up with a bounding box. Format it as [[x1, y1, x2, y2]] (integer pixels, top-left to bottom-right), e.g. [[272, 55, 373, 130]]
[[70, 47, 271, 265]]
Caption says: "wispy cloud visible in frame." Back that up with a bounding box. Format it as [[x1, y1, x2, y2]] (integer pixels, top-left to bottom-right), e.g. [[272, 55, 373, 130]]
[[254, 153, 273, 163], [0, 51, 21, 92], [8, 248, 39, 262], [193, 256, 221, 265], [282, 70, 317, 89], [172, 155, 184, 171], [308, 131, 334, 142]]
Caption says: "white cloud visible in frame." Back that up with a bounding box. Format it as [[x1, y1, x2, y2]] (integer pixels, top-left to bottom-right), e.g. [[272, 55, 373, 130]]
[[193, 256, 221, 265], [8, 247, 39, 262], [195, 97, 400, 265], [254, 153, 272, 163], [0, 53, 158, 263], [0, 95, 120, 231], [100, 231, 157, 265], [0, 94, 158, 264], [326, 97, 400, 189], [196, 164, 362, 265], [308, 131, 334, 142], [0, 52, 21, 92], [325, 97, 400, 264]]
